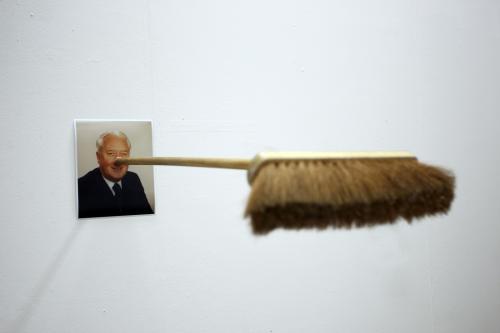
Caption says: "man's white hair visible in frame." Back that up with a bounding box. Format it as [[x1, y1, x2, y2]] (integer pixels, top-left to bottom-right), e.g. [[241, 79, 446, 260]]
[[96, 131, 131, 151]]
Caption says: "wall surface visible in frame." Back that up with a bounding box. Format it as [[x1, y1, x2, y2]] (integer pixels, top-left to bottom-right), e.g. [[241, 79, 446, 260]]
[[1, 0, 499, 332]]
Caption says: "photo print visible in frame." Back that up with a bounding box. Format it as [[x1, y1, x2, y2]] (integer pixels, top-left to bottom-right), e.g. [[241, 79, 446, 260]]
[[74, 119, 155, 219]]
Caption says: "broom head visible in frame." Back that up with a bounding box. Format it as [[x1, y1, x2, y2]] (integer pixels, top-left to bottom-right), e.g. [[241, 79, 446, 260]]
[[245, 152, 455, 234]]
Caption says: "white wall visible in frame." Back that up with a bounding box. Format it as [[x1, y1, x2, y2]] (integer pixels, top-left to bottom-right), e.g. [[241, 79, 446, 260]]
[[1, 0, 499, 332]]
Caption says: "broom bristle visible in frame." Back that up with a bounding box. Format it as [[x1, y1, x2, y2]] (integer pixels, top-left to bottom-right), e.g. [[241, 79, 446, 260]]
[[245, 159, 455, 234]]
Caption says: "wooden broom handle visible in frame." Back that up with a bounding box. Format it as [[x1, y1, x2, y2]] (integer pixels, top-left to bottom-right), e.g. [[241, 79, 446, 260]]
[[115, 157, 251, 170], [115, 152, 416, 172]]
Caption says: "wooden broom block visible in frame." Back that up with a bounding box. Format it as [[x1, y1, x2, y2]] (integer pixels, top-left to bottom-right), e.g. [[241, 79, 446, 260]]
[[247, 151, 417, 183]]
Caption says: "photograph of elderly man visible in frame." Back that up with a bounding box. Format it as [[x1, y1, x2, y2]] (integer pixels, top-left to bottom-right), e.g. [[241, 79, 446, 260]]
[[78, 130, 153, 218]]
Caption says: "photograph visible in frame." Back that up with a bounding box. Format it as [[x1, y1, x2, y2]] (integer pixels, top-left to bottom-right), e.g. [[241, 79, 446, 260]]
[[74, 119, 155, 219]]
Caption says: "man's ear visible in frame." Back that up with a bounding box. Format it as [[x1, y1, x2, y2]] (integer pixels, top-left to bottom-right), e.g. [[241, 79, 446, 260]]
[[96, 151, 100, 164]]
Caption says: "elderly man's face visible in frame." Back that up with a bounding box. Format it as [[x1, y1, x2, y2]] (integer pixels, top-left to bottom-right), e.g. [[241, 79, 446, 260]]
[[96, 135, 130, 182]]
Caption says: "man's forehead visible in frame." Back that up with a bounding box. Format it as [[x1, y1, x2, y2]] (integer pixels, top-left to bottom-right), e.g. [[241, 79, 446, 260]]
[[102, 135, 129, 148]]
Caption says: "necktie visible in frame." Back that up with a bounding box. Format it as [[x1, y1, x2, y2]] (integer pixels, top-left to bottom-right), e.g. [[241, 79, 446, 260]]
[[113, 183, 123, 213]]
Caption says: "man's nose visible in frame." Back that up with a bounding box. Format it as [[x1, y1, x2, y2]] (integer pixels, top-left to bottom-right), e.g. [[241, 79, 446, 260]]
[[114, 156, 124, 165]]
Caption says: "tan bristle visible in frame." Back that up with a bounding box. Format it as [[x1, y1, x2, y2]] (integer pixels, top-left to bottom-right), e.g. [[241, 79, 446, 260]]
[[245, 159, 455, 234]]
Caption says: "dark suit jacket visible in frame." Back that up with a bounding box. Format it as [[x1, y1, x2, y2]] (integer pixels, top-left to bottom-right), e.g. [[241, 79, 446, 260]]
[[78, 168, 153, 218]]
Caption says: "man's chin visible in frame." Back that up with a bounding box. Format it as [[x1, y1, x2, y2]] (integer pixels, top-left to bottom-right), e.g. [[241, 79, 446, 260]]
[[110, 173, 126, 181], [100, 168, 127, 182]]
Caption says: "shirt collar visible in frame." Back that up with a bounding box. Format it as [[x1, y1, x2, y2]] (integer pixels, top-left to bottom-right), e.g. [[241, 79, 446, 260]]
[[101, 175, 122, 195]]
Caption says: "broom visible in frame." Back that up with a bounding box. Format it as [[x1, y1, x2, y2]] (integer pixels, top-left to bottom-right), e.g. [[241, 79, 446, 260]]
[[115, 152, 455, 234]]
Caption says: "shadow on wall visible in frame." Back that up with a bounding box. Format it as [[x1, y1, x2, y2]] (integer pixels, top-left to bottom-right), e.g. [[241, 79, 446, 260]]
[[7, 224, 83, 333]]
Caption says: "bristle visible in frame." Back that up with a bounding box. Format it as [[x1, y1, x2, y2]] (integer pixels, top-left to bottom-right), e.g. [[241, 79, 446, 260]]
[[245, 159, 455, 234]]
